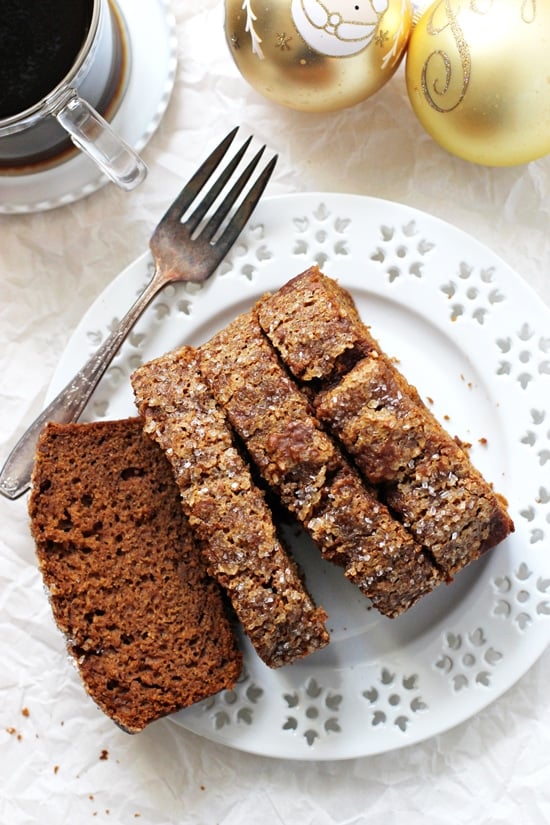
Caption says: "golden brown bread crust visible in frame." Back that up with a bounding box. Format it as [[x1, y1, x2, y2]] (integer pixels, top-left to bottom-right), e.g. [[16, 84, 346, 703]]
[[306, 464, 440, 616], [131, 347, 330, 668], [28, 418, 242, 733], [257, 266, 514, 578], [199, 311, 340, 523], [383, 433, 514, 575], [256, 265, 379, 382], [314, 354, 431, 485], [199, 310, 440, 617]]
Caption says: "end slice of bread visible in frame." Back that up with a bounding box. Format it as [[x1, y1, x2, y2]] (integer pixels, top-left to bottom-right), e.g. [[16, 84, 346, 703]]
[[29, 417, 242, 733]]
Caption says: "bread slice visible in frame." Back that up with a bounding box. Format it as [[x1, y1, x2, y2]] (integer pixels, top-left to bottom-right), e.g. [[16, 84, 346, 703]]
[[28, 418, 242, 733], [256, 265, 376, 383], [199, 310, 439, 617], [131, 347, 330, 668], [257, 266, 514, 578]]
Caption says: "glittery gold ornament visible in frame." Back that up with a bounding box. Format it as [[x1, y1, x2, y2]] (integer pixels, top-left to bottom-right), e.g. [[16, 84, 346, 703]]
[[406, 0, 550, 166], [225, 0, 413, 112]]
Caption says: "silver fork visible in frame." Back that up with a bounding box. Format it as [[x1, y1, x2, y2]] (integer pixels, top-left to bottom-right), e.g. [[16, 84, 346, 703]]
[[0, 128, 277, 500]]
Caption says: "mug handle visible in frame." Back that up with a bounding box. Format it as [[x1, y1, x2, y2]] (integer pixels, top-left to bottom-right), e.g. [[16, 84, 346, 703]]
[[53, 91, 147, 190]]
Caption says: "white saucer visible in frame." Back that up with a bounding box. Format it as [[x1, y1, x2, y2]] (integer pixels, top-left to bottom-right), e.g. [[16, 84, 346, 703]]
[[0, 0, 177, 214]]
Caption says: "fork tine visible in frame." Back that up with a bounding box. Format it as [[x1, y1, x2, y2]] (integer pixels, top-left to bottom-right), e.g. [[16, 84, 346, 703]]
[[200, 145, 267, 243], [211, 154, 278, 259], [161, 127, 239, 224], [185, 136, 253, 236]]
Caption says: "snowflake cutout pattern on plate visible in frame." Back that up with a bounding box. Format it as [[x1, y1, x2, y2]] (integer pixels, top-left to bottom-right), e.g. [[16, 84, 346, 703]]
[[493, 562, 550, 631], [198, 668, 264, 731], [291, 202, 351, 268], [520, 408, 550, 472], [519, 478, 550, 547], [282, 677, 343, 746], [369, 219, 435, 283], [219, 219, 274, 281], [362, 668, 428, 733], [440, 262, 506, 324], [435, 628, 503, 691], [496, 324, 550, 389]]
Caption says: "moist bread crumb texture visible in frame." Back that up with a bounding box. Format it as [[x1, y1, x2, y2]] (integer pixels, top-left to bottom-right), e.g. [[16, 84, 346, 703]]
[[28, 418, 242, 733], [131, 347, 330, 669]]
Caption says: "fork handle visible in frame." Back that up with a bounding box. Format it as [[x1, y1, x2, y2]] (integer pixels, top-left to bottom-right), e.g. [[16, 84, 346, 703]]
[[0, 269, 161, 500]]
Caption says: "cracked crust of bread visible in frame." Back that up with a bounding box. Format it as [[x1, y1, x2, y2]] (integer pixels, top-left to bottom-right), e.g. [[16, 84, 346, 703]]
[[131, 347, 330, 668]]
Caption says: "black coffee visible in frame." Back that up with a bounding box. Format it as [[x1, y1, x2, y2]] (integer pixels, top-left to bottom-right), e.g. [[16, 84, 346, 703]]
[[0, 0, 94, 119]]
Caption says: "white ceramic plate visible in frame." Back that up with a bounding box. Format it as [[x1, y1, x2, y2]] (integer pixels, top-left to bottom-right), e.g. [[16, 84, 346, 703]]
[[0, 0, 177, 213], [47, 193, 550, 760]]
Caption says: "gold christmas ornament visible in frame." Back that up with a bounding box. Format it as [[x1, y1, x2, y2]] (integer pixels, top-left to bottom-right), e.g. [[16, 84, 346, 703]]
[[225, 0, 413, 113], [406, 0, 550, 166]]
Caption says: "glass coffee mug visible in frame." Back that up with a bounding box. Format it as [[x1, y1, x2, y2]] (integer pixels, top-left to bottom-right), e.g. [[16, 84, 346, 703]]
[[0, 0, 147, 190]]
